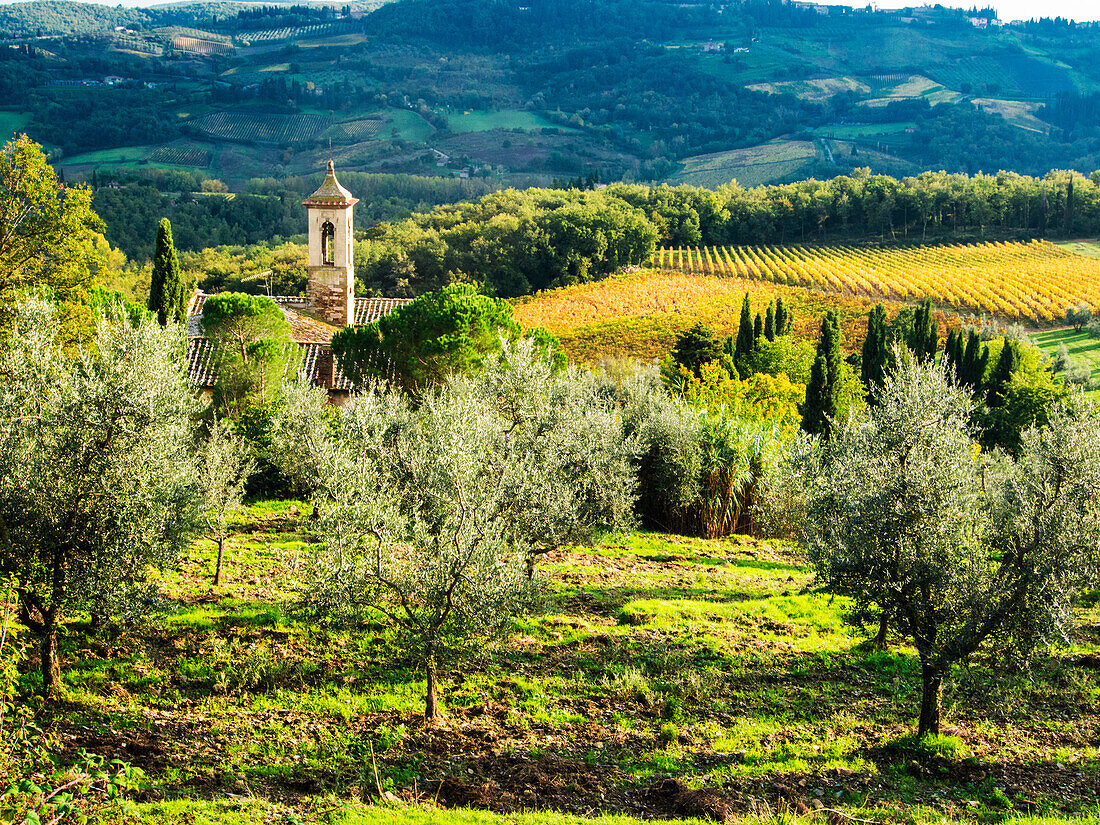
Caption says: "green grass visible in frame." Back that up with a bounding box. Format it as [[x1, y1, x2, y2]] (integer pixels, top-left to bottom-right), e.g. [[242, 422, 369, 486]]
[[123, 800, 712, 824], [816, 122, 915, 139], [446, 109, 561, 133], [1059, 239, 1100, 259], [1030, 327, 1100, 386], [60, 145, 158, 164], [9, 502, 1100, 824], [384, 109, 435, 142], [0, 110, 31, 142]]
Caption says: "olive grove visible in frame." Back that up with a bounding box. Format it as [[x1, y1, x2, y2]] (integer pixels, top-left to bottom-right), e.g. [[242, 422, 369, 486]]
[[272, 340, 636, 720], [793, 355, 1100, 735]]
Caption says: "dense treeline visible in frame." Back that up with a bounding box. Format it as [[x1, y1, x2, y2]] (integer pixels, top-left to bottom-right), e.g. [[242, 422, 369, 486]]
[[607, 168, 1100, 245], [93, 172, 498, 261], [93, 166, 1100, 291], [352, 168, 1100, 297], [358, 188, 658, 296]]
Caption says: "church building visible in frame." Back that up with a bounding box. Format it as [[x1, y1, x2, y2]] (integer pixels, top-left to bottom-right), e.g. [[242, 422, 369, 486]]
[[186, 162, 408, 401]]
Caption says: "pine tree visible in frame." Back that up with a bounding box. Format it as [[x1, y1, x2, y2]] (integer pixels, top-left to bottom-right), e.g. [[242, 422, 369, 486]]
[[764, 303, 775, 341], [149, 218, 184, 326], [734, 293, 755, 375], [753, 312, 763, 344], [671, 322, 722, 375], [861, 303, 889, 401], [801, 310, 843, 437]]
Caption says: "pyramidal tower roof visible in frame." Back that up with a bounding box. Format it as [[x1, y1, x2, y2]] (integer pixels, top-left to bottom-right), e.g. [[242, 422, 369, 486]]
[[302, 160, 358, 208]]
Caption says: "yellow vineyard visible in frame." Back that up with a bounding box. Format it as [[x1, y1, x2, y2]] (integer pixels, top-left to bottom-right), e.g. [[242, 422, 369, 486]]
[[514, 271, 904, 362], [651, 240, 1100, 322]]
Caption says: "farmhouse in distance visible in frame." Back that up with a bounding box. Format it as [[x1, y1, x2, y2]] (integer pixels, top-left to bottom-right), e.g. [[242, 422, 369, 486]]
[[185, 161, 408, 402]]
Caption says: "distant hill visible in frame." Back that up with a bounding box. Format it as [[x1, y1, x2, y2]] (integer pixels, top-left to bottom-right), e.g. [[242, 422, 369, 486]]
[[2, 0, 1099, 193]]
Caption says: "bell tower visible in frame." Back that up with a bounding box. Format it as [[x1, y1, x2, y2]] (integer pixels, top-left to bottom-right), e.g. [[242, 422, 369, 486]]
[[303, 161, 358, 327]]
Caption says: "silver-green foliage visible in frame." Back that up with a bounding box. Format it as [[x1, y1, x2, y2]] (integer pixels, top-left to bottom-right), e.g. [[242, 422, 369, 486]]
[[0, 296, 199, 694], [273, 339, 635, 719], [199, 419, 255, 586], [796, 354, 1100, 735]]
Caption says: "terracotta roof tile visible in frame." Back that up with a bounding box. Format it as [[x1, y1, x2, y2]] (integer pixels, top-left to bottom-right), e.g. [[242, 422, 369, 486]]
[[187, 291, 409, 392]]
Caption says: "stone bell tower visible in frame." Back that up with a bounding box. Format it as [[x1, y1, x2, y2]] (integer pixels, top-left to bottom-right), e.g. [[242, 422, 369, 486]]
[[303, 161, 358, 327]]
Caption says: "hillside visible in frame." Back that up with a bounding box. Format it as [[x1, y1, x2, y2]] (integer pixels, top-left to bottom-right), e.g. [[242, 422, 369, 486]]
[[513, 240, 1100, 362], [25, 501, 1100, 823], [2, 0, 1099, 191]]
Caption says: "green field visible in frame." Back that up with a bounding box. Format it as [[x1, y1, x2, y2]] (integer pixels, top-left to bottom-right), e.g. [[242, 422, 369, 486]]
[[816, 122, 915, 139], [1059, 239, 1100, 259], [1031, 328, 1100, 386], [670, 140, 817, 188], [61, 144, 158, 164], [446, 109, 561, 133], [0, 111, 31, 142], [385, 109, 436, 142], [14, 501, 1100, 824]]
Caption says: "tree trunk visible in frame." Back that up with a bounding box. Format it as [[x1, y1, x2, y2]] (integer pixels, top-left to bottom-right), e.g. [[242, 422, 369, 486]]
[[870, 612, 889, 651], [214, 536, 225, 586], [917, 662, 943, 737], [424, 646, 439, 722], [40, 625, 61, 698]]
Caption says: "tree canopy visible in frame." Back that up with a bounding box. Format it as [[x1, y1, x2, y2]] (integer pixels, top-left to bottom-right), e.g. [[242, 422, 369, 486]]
[[201, 292, 293, 417], [331, 283, 521, 395], [796, 355, 1100, 735], [0, 135, 102, 326], [0, 296, 199, 695]]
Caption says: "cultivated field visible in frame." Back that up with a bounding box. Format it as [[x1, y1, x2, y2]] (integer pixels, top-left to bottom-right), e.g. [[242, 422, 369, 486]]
[[172, 35, 233, 56], [513, 270, 908, 361], [27, 502, 1100, 823], [670, 141, 817, 188], [323, 118, 385, 143], [144, 142, 213, 167], [190, 111, 331, 145], [650, 241, 1100, 322], [747, 76, 870, 101]]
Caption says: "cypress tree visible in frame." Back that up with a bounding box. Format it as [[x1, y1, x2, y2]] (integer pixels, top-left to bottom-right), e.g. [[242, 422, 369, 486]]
[[803, 354, 830, 436], [802, 310, 843, 437], [943, 329, 957, 375], [753, 312, 763, 344], [861, 303, 889, 401], [952, 329, 964, 372], [986, 340, 1019, 407], [907, 299, 937, 362], [764, 303, 775, 341], [974, 345, 990, 392], [775, 296, 789, 336], [734, 293, 755, 374], [960, 330, 981, 388], [149, 218, 184, 326]]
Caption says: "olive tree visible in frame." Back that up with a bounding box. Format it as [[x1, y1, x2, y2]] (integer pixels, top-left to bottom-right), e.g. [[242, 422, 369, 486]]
[[0, 297, 199, 695], [199, 420, 254, 586], [797, 354, 1100, 735], [273, 340, 634, 721]]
